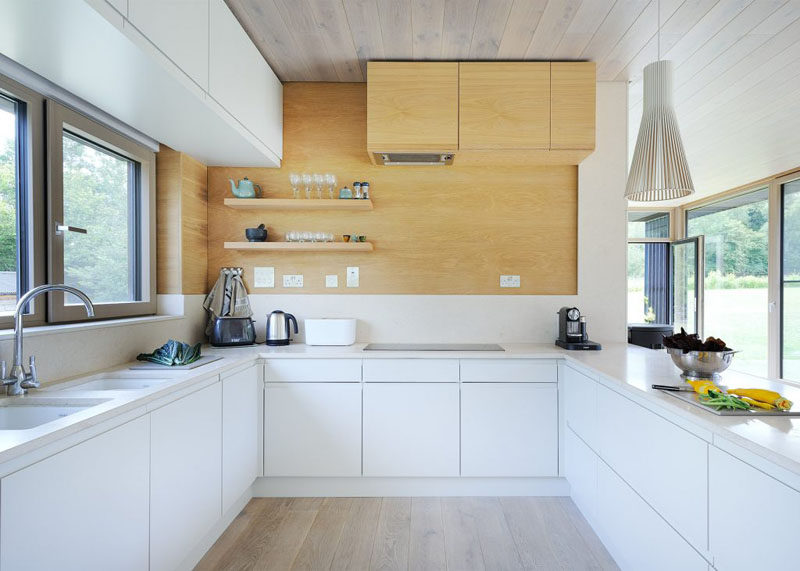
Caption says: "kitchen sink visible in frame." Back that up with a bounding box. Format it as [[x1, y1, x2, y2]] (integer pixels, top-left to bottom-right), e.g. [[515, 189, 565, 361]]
[[0, 398, 111, 430], [59, 378, 172, 391]]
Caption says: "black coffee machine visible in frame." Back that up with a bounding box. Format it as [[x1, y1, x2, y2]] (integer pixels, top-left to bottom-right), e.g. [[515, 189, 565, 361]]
[[555, 307, 601, 350]]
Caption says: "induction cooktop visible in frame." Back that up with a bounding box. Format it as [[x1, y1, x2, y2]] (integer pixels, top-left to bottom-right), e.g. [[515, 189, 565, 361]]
[[363, 343, 505, 352]]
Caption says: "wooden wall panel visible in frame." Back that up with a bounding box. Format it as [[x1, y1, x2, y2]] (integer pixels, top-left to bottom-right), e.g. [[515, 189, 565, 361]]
[[156, 147, 182, 294], [207, 83, 577, 295]]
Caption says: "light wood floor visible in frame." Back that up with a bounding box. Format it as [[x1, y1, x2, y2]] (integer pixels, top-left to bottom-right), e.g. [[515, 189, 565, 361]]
[[196, 497, 618, 570]]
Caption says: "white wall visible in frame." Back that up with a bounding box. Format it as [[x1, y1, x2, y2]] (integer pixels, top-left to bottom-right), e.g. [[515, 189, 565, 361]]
[[246, 82, 629, 345]]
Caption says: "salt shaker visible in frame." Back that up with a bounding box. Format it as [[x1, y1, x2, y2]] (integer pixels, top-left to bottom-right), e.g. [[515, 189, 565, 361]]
[[361, 182, 370, 199], [353, 181, 362, 199]]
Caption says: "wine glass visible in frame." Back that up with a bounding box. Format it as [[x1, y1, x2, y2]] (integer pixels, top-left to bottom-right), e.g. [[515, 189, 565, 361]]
[[324, 173, 337, 199], [288, 172, 300, 199], [313, 174, 324, 199], [301, 173, 312, 199]]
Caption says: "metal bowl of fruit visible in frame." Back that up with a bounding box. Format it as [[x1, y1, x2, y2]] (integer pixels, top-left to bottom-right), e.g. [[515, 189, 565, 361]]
[[663, 329, 736, 381]]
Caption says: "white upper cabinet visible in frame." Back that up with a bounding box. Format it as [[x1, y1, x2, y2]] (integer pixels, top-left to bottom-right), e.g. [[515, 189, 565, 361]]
[[128, 0, 209, 90], [209, 0, 283, 158], [107, 0, 128, 16]]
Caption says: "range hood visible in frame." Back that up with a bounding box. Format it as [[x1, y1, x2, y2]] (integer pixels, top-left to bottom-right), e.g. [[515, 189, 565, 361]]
[[372, 152, 454, 166]]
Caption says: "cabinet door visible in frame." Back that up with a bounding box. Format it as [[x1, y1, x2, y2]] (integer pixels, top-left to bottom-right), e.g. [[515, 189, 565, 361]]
[[128, 0, 209, 89], [367, 62, 459, 151], [551, 62, 596, 150], [710, 446, 800, 570], [222, 364, 260, 512], [461, 383, 557, 476], [151, 383, 222, 571], [459, 62, 550, 150], [209, 0, 283, 156], [1, 416, 149, 571], [363, 383, 459, 476], [565, 426, 598, 525], [265, 382, 362, 476], [597, 461, 706, 571], [563, 365, 598, 451]]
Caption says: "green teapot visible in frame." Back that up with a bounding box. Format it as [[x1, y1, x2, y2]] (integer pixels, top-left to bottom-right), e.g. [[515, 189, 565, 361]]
[[229, 177, 262, 198]]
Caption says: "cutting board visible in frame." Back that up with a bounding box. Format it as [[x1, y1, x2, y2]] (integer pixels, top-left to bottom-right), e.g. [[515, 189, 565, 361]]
[[661, 389, 800, 416], [129, 355, 222, 370]]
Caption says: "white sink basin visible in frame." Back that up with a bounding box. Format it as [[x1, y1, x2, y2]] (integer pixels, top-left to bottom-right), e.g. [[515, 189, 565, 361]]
[[0, 398, 110, 430], [60, 378, 172, 391]]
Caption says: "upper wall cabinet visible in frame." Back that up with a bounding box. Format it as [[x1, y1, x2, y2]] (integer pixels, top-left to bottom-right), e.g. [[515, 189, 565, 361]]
[[459, 62, 550, 150], [128, 0, 209, 90], [367, 62, 459, 152], [551, 62, 596, 150]]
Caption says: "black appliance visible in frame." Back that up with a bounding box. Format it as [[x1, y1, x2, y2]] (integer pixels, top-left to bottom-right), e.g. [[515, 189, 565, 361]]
[[209, 316, 257, 347], [555, 307, 601, 350], [628, 323, 673, 349]]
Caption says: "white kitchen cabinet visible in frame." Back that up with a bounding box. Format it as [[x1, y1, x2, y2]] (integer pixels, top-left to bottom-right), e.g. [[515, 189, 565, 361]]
[[150, 382, 222, 571], [461, 382, 558, 476], [710, 446, 800, 570], [1, 416, 150, 571], [363, 358, 459, 382], [460, 359, 558, 382], [265, 382, 362, 476], [128, 0, 209, 89], [563, 364, 598, 451], [106, 0, 127, 16], [222, 364, 261, 512], [364, 383, 460, 476], [565, 426, 598, 525], [209, 0, 283, 157], [264, 358, 362, 382], [596, 461, 707, 571], [597, 384, 708, 552]]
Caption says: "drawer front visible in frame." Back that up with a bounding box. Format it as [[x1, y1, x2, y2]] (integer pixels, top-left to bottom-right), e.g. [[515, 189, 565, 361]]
[[563, 365, 598, 451], [460, 359, 558, 382], [362, 359, 459, 382], [264, 359, 361, 382]]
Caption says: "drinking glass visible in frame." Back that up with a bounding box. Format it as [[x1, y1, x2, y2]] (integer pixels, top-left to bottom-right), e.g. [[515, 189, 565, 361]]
[[286, 231, 298, 242], [301, 231, 312, 242], [314, 232, 326, 242], [325, 173, 336, 199], [288, 172, 300, 199], [301, 173, 312, 199], [313, 174, 324, 199]]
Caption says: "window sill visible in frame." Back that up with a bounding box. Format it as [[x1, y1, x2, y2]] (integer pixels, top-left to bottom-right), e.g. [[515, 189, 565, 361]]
[[0, 314, 184, 341]]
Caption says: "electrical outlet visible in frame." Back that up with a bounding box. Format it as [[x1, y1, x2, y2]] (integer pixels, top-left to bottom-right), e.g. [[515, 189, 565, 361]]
[[254, 266, 274, 288], [325, 274, 339, 288], [500, 275, 521, 288], [346, 266, 359, 288], [283, 274, 304, 288]]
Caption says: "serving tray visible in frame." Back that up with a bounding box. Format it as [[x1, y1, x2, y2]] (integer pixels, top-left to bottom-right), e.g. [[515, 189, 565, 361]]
[[660, 388, 800, 416]]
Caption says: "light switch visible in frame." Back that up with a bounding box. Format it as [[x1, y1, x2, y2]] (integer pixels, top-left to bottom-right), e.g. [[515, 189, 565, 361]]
[[326, 275, 339, 288], [500, 275, 521, 288], [346, 267, 359, 288], [283, 274, 304, 288], [254, 266, 274, 288]]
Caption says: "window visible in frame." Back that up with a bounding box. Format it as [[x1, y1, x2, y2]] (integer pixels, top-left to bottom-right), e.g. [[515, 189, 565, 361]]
[[0, 71, 154, 328], [783, 178, 800, 381], [627, 211, 672, 325], [628, 211, 671, 239], [686, 189, 770, 377]]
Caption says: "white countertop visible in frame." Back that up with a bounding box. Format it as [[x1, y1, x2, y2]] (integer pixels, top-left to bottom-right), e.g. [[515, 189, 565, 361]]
[[3, 342, 800, 481]]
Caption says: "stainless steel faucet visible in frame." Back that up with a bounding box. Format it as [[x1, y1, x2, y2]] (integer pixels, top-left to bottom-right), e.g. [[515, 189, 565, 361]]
[[2, 284, 94, 396]]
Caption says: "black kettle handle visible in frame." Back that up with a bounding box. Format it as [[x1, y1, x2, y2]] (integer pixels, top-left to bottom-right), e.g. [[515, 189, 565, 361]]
[[286, 313, 299, 335]]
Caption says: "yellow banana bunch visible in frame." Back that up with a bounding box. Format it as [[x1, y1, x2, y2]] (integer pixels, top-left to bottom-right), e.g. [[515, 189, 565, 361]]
[[727, 388, 792, 411]]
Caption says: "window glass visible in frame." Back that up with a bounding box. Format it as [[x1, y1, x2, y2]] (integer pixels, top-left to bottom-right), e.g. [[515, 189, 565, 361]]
[[628, 242, 669, 324], [0, 94, 18, 315], [62, 132, 139, 304], [687, 189, 769, 376], [628, 211, 670, 239], [783, 179, 800, 381]]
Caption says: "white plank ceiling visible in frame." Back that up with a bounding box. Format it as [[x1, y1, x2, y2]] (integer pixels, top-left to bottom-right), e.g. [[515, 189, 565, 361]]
[[227, 0, 800, 201]]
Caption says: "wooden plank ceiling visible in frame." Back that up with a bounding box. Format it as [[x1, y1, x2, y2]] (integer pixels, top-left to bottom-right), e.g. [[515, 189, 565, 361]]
[[226, 0, 800, 201]]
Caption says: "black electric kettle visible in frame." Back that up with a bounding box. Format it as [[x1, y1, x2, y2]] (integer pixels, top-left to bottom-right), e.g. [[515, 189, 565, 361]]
[[265, 310, 298, 346]]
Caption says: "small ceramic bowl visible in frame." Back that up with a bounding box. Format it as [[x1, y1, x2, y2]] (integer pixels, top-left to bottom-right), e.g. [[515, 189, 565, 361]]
[[245, 224, 268, 242], [342, 234, 351, 243], [357, 235, 367, 242]]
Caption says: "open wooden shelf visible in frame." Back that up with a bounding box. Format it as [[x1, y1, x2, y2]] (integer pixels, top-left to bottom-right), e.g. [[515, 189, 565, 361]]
[[224, 241, 374, 252], [224, 198, 373, 211]]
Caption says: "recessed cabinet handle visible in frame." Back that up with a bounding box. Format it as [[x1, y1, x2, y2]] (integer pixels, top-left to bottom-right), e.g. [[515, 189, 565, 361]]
[[56, 223, 88, 235]]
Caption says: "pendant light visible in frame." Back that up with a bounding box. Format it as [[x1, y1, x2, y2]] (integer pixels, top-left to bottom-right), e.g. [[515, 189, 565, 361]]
[[625, 0, 694, 201]]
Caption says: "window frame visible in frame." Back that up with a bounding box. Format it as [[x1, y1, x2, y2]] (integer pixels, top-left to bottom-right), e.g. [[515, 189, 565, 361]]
[[0, 74, 45, 329], [778, 173, 800, 380], [46, 100, 156, 322]]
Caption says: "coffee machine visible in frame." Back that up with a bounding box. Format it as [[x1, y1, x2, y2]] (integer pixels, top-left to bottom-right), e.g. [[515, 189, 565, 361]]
[[555, 307, 601, 350]]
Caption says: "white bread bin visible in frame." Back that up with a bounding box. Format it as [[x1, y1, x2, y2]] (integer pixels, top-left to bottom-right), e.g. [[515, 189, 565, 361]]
[[304, 318, 357, 346]]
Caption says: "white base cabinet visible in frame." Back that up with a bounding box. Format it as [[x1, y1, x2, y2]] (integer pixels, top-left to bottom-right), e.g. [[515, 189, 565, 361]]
[[265, 382, 362, 476], [150, 382, 222, 571], [0, 416, 150, 571], [363, 383, 459, 476], [461, 382, 558, 476], [222, 364, 261, 512]]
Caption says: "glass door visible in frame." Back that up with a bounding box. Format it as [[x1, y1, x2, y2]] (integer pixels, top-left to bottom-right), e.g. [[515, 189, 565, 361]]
[[671, 237, 704, 335], [783, 178, 800, 380]]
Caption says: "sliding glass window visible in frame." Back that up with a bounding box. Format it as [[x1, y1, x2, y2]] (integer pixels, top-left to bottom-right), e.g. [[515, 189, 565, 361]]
[[783, 178, 800, 381], [686, 189, 769, 376]]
